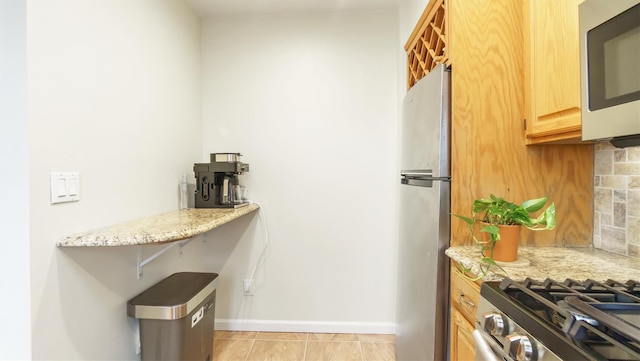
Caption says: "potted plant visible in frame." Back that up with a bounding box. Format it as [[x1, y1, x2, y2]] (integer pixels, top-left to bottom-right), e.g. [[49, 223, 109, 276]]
[[453, 194, 556, 280]]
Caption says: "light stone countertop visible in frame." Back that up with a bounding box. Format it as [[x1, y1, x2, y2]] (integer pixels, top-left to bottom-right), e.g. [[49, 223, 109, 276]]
[[57, 204, 260, 247], [446, 246, 640, 282]]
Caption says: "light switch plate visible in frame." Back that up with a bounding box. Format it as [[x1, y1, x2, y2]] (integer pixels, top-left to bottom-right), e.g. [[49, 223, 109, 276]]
[[50, 172, 80, 204]]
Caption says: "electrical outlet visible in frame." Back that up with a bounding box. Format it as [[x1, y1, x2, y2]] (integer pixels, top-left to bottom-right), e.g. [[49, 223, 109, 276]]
[[243, 279, 254, 296]]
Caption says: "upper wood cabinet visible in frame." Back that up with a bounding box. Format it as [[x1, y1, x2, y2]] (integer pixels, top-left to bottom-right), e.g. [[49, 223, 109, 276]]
[[524, 0, 586, 144], [445, 0, 593, 247], [405, 0, 449, 89]]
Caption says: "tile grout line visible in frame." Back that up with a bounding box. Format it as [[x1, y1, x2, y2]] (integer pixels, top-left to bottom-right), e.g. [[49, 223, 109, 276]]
[[358, 334, 365, 361], [302, 333, 309, 361], [243, 338, 256, 361]]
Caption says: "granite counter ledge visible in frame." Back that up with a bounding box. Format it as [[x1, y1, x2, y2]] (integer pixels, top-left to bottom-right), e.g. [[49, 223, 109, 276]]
[[57, 204, 260, 247], [445, 246, 640, 282]]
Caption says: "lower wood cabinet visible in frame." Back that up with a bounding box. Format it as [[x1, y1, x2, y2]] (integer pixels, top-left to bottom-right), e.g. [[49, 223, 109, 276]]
[[450, 307, 477, 361], [449, 265, 481, 361]]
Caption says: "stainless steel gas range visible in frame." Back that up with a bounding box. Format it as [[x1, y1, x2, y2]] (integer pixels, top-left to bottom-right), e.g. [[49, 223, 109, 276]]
[[474, 277, 640, 361]]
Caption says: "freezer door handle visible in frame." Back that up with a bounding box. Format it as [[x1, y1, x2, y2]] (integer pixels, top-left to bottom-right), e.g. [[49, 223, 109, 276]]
[[400, 170, 450, 187], [401, 169, 432, 177]]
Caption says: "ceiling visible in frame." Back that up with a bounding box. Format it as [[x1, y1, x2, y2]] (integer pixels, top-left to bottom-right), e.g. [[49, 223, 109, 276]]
[[185, 0, 399, 17]]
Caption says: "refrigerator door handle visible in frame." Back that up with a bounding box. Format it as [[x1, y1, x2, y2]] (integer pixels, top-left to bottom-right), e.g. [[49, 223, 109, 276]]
[[400, 170, 450, 187]]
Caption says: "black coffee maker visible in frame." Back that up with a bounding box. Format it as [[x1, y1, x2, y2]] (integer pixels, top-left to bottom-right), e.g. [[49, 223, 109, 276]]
[[193, 153, 249, 208]]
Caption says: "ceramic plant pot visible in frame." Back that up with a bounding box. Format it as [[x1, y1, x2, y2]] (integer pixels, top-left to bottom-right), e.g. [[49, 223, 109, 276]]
[[479, 223, 521, 262], [491, 224, 521, 262]]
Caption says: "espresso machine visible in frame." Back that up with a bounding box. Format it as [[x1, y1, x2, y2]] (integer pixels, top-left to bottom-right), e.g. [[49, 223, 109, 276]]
[[193, 153, 249, 208]]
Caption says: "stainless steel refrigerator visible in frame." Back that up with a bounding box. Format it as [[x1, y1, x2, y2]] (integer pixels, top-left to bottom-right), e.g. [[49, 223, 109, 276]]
[[395, 64, 451, 361]]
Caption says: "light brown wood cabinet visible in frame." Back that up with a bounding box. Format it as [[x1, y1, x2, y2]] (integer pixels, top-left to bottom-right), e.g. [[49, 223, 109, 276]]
[[404, 0, 448, 89], [450, 307, 476, 361], [449, 266, 481, 361], [445, 0, 593, 248], [524, 0, 585, 144]]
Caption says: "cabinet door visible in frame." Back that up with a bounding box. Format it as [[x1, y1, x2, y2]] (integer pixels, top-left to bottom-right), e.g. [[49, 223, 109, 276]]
[[450, 307, 476, 361], [524, 0, 584, 144]]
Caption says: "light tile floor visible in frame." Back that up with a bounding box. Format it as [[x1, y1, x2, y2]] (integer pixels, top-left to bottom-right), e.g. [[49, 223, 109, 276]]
[[213, 331, 396, 361]]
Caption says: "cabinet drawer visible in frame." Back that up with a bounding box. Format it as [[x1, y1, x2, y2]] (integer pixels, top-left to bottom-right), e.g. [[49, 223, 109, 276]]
[[450, 267, 481, 323]]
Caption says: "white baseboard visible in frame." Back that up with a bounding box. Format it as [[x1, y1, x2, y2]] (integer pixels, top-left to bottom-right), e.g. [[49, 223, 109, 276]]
[[215, 319, 396, 335]]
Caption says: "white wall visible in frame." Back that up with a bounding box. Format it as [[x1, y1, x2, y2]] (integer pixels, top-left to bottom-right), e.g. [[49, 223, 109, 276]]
[[0, 0, 31, 359], [27, 1, 207, 359], [399, 0, 429, 44], [201, 11, 399, 332]]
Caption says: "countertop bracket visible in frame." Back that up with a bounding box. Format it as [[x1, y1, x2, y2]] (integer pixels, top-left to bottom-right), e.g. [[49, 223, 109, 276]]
[[136, 235, 201, 279]]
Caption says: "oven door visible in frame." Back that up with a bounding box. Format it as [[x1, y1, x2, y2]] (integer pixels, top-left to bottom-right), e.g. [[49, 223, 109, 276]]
[[472, 330, 505, 361]]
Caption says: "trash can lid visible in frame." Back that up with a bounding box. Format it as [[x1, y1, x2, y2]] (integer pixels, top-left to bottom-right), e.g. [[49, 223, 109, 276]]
[[127, 272, 218, 320]]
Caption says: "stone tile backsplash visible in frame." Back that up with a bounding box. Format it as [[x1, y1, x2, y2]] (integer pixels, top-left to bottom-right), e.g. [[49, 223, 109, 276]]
[[593, 143, 640, 259]]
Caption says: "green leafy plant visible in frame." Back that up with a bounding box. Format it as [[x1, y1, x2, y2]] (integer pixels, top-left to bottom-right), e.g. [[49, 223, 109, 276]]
[[453, 194, 556, 280]]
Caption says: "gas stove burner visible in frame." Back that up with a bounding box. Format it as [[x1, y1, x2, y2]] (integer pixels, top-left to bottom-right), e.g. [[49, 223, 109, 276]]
[[478, 277, 640, 361]]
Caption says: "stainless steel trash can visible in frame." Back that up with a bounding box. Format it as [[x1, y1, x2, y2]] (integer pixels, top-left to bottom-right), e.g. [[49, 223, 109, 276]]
[[127, 272, 218, 361]]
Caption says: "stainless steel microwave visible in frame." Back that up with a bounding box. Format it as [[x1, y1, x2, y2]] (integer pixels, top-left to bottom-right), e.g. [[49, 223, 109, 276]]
[[580, 0, 640, 147]]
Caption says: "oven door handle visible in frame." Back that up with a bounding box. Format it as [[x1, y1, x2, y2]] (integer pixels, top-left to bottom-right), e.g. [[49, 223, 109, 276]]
[[472, 330, 501, 361]]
